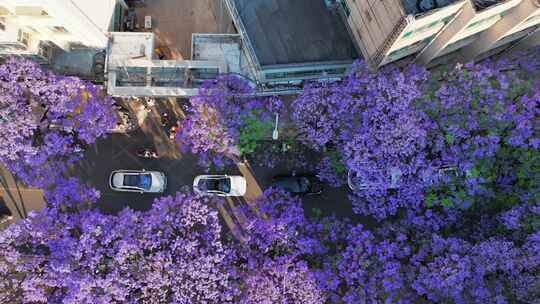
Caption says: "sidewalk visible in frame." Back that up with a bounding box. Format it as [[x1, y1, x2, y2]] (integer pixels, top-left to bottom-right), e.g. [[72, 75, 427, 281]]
[[0, 164, 45, 229]]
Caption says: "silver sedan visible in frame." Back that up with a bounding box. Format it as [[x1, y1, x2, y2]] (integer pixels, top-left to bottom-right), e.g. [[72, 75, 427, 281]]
[[109, 170, 167, 193]]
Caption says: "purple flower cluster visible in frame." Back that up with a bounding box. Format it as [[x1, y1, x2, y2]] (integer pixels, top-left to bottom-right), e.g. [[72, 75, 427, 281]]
[[291, 81, 357, 149], [292, 54, 539, 219], [1, 49, 540, 304], [0, 57, 117, 188], [0, 191, 239, 303], [2, 182, 540, 303], [177, 75, 282, 168]]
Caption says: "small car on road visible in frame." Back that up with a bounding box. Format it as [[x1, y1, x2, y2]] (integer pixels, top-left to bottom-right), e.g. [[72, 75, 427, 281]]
[[347, 167, 402, 191], [271, 174, 323, 195], [193, 175, 247, 197], [109, 169, 167, 193]]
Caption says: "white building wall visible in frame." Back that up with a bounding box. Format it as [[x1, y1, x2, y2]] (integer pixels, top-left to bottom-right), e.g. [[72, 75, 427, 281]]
[[416, 0, 522, 65], [461, 0, 540, 61], [379, 1, 465, 66], [0, 0, 123, 57]]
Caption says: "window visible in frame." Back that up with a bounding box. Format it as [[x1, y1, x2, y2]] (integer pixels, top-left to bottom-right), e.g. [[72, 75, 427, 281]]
[[151, 67, 186, 87], [442, 15, 454, 24], [499, 9, 512, 18], [116, 67, 147, 87], [17, 30, 30, 46], [390, 35, 433, 59], [388, 45, 412, 59], [467, 14, 499, 29], [467, 20, 481, 29], [415, 20, 440, 33], [402, 18, 444, 41], [51, 26, 68, 33], [525, 13, 540, 24]]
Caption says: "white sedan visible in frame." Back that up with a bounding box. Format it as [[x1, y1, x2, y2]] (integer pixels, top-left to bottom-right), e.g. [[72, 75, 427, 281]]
[[193, 175, 247, 197], [109, 170, 167, 193], [347, 167, 402, 191]]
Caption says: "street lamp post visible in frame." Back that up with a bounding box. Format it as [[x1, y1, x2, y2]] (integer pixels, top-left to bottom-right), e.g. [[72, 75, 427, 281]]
[[272, 113, 279, 140]]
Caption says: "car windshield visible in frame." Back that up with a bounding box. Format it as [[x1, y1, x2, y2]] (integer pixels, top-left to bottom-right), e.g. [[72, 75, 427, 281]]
[[199, 177, 231, 193], [124, 174, 152, 190]]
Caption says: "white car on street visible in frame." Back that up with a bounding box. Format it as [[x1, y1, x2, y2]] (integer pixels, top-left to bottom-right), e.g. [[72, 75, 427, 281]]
[[193, 175, 247, 197], [109, 170, 167, 193], [347, 167, 402, 191]]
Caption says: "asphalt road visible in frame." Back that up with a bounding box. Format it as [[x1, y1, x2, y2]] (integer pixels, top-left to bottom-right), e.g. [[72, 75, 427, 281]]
[[72, 129, 204, 214], [70, 96, 362, 232], [72, 130, 357, 221]]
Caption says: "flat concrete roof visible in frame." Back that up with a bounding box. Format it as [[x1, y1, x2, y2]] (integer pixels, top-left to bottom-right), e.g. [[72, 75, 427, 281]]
[[232, 0, 358, 66], [108, 32, 154, 66], [192, 34, 242, 73]]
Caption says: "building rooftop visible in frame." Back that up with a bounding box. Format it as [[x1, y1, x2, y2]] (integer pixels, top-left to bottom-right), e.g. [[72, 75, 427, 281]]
[[232, 0, 358, 66], [191, 34, 242, 73], [108, 32, 154, 66], [402, 0, 462, 16]]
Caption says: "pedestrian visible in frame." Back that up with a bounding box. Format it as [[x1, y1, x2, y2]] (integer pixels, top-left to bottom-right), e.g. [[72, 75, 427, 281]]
[[169, 125, 177, 141], [161, 112, 169, 127]]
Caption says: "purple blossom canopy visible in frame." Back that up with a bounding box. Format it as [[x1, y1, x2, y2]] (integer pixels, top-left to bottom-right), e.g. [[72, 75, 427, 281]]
[[176, 75, 282, 168], [0, 57, 117, 188], [0, 191, 238, 303]]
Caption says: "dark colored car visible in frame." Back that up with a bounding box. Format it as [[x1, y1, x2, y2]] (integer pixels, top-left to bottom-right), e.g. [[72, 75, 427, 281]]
[[271, 174, 323, 195]]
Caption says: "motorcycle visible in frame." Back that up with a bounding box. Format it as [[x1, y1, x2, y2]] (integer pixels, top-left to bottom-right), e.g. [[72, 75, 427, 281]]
[[136, 148, 158, 159]]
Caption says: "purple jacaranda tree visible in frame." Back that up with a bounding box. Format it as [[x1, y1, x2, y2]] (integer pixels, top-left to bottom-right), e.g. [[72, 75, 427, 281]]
[[419, 59, 540, 209], [237, 188, 326, 303], [43, 176, 101, 212], [0, 57, 117, 188], [333, 224, 417, 304], [341, 62, 433, 219], [291, 80, 357, 150], [315, 153, 347, 187], [238, 257, 324, 304], [0, 191, 239, 303], [409, 234, 534, 304], [176, 75, 282, 168], [510, 231, 540, 303]]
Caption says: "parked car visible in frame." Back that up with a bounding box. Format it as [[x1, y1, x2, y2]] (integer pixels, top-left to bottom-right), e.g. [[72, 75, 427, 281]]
[[109, 169, 167, 193], [422, 165, 460, 185], [271, 174, 323, 195], [347, 167, 402, 191], [193, 175, 247, 197]]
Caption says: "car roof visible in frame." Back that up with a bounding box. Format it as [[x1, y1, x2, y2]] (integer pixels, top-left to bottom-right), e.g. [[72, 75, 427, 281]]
[[273, 176, 310, 192]]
